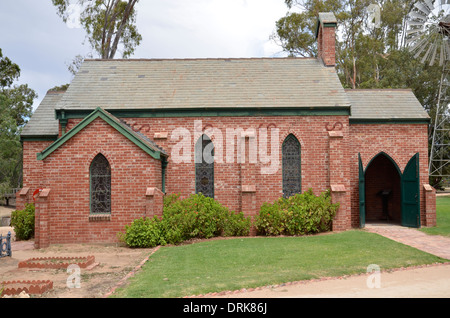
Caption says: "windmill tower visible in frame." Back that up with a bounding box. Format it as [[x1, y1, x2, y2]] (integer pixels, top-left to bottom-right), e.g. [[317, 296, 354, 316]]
[[406, 0, 450, 187]]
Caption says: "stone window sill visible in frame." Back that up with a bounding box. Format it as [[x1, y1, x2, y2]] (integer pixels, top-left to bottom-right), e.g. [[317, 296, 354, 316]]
[[89, 214, 111, 222]]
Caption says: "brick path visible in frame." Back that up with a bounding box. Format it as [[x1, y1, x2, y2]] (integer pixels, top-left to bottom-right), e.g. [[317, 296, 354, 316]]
[[365, 224, 450, 260]]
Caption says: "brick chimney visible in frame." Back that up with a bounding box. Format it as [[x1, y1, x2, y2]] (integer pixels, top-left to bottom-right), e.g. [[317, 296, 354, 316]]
[[315, 12, 337, 67]]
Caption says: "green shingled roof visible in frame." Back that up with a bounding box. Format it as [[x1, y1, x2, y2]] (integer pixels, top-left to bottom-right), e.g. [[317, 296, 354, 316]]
[[22, 59, 430, 139], [55, 58, 351, 110], [346, 89, 430, 122], [21, 91, 62, 138]]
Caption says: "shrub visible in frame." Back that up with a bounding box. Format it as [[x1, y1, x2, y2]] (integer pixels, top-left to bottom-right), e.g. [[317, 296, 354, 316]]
[[10, 203, 35, 240], [163, 193, 181, 208], [119, 193, 252, 247], [118, 217, 164, 248], [254, 189, 339, 236], [162, 193, 235, 241], [221, 211, 251, 237]]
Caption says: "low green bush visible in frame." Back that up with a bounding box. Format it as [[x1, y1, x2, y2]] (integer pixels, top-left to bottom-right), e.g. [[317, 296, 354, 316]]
[[11, 203, 35, 240], [254, 189, 339, 236], [118, 216, 164, 248], [221, 211, 251, 237], [119, 193, 251, 247]]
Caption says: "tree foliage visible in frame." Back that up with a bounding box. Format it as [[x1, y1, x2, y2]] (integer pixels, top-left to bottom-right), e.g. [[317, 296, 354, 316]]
[[273, 0, 447, 184], [273, 0, 442, 108], [0, 49, 37, 193], [52, 0, 141, 60]]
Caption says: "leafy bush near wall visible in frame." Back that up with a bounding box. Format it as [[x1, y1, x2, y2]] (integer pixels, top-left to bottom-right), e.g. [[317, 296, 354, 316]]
[[163, 193, 181, 208], [119, 193, 251, 247], [254, 189, 339, 236], [118, 216, 164, 248], [10, 203, 35, 240]]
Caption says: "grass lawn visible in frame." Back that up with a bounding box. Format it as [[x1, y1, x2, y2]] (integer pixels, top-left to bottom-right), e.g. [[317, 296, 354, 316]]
[[420, 196, 450, 237], [111, 230, 446, 298]]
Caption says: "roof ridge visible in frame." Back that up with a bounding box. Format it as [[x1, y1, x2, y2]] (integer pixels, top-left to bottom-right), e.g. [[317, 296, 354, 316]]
[[83, 57, 317, 62], [345, 88, 413, 92]]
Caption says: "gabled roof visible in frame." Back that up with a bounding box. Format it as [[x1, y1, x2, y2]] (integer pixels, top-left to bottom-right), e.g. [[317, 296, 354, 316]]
[[21, 91, 62, 138], [55, 58, 351, 110], [23, 60, 430, 140], [37, 107, 167, 161], [347, 89, 430, 122]]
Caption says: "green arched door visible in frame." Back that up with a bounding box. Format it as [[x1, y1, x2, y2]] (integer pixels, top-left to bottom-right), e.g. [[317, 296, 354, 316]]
[[358, 153, 365, 228], [401, 153, 420, 228]]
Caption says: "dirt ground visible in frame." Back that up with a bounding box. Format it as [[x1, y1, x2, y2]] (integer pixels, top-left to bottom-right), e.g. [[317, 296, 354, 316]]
[[0, 206, 156, 298], [1, 205, 450, 298], [209, 263, 450, 298]]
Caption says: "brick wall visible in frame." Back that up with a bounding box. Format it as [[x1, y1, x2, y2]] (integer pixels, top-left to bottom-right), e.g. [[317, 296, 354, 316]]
[[119, 116, 350, 217], [317, 22, 336, 67], [349, 123, 431, 227], [30, 117, 162, 245], [19, 141, 54, 210], [21, 115, 434, 246], [24, 115, 351, 245]]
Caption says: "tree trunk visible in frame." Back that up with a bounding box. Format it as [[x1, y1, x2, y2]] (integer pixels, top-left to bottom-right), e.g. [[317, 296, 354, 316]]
[[108, 0, 138, 59]]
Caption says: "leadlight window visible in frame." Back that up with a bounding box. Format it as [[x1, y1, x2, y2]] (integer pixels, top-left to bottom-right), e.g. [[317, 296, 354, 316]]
[[195, 135, 214, 198], [90, 154, 111, 214], [282, 134, 301, 198]]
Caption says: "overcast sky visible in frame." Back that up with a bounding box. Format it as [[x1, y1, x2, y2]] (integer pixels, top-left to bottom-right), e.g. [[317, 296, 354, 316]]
[[0, 0, 290, 110]]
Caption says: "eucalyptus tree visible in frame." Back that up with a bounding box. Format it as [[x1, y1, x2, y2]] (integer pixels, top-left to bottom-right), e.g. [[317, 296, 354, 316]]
[[52, 0, 141, 59]]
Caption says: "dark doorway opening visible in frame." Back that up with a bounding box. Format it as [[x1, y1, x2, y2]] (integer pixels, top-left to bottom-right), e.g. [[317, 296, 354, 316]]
[[364, 153, 402, 224]]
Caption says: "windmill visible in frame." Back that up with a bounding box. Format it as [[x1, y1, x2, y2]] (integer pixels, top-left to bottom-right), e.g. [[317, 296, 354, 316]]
[[405, 0, 450, 187]]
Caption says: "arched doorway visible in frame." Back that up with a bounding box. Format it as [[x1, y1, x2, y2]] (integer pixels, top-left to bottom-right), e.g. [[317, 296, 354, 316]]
[[364, 153, 402, 224], [358, 152, 420, 228]]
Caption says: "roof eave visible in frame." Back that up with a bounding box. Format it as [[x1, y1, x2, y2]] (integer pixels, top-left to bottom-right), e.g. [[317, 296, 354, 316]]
[[37, 107, 165, 161]]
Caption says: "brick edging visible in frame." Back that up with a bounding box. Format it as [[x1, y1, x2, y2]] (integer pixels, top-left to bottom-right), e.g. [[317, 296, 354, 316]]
[[0, 280, 53, 296], [103, 246, 161, 298], [184, 262, 450, 298], [18, 255, 95, 269]]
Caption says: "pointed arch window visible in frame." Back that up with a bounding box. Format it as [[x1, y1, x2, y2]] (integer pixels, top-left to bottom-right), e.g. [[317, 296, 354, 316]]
[[90, 154, 111, 214], [195, 135, 214, 198], [282, 134, 301, 198]]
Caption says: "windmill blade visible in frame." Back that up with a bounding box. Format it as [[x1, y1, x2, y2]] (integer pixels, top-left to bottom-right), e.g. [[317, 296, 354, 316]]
[[422, 42, 436, 63], [442, 39, 449, 62], [407, 33, 425, 46], [409, 10, 429, 21], [406, 27, 425, 36], [407, 34, 428, 53], [408, 20, 426, 27], [414, 40, 430, 58], [445, 39, 450, 60], [430, 41, 439, 65], [440, 42, 445, 65], [415, 2, 432, 15], [424, 0, 435, 11]]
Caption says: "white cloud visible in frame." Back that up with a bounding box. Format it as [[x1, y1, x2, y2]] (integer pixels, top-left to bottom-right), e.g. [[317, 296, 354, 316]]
[[65, 4, 83, 29], [1, 0, 289, 110], [134, 0, 288, 58]]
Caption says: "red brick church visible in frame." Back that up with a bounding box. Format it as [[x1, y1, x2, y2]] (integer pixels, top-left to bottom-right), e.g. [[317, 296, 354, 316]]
[[18, 13, 436, 248]]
